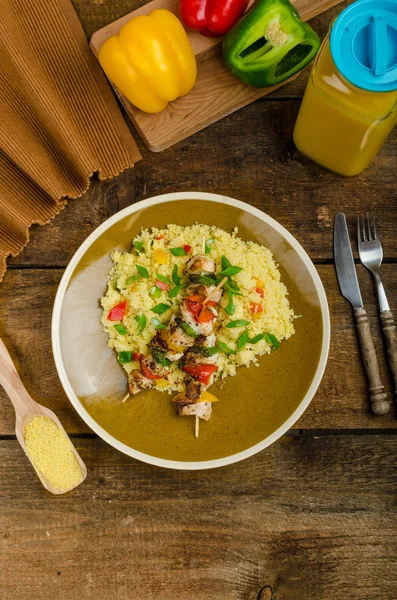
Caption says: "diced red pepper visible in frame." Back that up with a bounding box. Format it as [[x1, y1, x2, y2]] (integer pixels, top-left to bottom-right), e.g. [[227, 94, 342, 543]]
[[186, 295, 217, 322], [133, 352, 142, 362], [206, 300, 218, 307], [155, 234, 165, 240], [108, 300, 127, 321], [197, 306, 216, 323], [140, 356, 163, 380], [183, 244, 192, 253], [186, 296, 204, 320], [255, 287, 265, 298], [188, 294, 205, 303], [249, 302, 263, 315], [155, 279, 169, 291], [183, 364, 218, 386]]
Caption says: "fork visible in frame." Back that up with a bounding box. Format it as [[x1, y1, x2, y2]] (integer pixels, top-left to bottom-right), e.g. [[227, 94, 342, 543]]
[[358, 213, 397, 398]]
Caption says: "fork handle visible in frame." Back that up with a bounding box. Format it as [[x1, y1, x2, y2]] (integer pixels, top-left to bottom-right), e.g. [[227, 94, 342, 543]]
[[381, 310, 397, 397], [354, 308, 390, 415]]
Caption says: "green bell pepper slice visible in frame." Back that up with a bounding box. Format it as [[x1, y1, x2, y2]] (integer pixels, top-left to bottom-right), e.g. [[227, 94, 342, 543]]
[[223, 0, 320, 87]]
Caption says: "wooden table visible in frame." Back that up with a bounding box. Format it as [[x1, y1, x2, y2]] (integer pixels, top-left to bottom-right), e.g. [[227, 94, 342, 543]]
[[1, 2, 397, 598]]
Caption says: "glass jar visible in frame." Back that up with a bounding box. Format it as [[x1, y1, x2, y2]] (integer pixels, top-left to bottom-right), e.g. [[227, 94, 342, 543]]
[[293, 0, 397, 177]]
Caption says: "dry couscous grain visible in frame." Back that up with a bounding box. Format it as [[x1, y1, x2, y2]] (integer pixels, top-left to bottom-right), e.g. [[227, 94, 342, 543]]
[[24, 416, 84, 492], [101, 224, 295, 395]]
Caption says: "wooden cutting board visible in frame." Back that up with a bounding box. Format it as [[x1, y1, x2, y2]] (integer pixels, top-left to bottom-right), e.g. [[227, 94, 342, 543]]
[[90, 0, 343, 152]]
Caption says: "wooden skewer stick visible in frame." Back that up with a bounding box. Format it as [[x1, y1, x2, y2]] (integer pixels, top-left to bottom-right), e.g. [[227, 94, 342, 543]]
[[195, 415, 199, 438], [203, 276, 228, 306], [122, 393, 130, 404]]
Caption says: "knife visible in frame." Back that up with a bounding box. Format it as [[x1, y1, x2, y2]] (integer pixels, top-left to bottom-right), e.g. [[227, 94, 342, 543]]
[[334, 212, 389, 415]]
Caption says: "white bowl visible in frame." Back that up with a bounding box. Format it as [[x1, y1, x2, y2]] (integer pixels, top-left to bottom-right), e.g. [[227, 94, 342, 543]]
[[52, 192, 330, 470]]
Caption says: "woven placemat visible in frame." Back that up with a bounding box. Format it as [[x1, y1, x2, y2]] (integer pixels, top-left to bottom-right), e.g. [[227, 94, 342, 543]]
[[0, 0, 141, 281]]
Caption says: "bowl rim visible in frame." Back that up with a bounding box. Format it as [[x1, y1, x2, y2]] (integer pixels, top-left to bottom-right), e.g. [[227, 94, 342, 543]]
[[52, 191, 331, 470]]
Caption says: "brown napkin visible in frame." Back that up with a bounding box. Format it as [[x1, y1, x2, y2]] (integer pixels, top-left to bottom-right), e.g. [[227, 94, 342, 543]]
[[0, 0, 141, 281]]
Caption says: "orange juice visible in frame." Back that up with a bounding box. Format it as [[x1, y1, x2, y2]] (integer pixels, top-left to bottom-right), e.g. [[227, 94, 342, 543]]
[[293, 1, 397, 177]]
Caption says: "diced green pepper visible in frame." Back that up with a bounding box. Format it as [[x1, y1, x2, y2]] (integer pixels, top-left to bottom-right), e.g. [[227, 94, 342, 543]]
[[223, 0, 320, 87], [150, 286, 162, 299], [118, 351, 132, 364], [192, 274, 216, 286], [151, 317, 166, 330], [180, 321, 198, 338], [205, 238, 215, 254], [149, 345, 172, 367], [114, 324, 128, 335]]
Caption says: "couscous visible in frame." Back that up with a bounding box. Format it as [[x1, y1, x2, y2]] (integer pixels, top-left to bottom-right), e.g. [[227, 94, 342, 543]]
[[101, 223, 295, 422]]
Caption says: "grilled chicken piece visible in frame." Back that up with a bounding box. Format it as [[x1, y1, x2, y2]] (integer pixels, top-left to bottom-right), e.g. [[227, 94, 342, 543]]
[[140, 355, 169, 379], [184, 376, 202, 402], [166, 315, 197, 348], [200, 333, 217, 348], [177, 402, 212, 421], [185, 255, 216, 276], [181, 347, 218, 368], [187, 284, 222, 304], [128, 370, 155, 395], [150, 333, 184, 362]]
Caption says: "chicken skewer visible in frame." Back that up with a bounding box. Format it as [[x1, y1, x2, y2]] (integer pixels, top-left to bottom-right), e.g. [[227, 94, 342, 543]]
[[122, 240, 226, 438], [172, 241, 227, 436]]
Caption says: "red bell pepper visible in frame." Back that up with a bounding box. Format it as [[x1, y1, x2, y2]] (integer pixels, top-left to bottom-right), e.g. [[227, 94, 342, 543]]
[[186, 295, 218, 323], [197, 306, 216, 323], [155, 279, 169, 291], [133, 352, 142, 362], [249, 302, 263, 315], [186, 296, 204, 319], [180, 0, 249, 37], [183, 244, 192, 253], [108, 300, 127, 321], [140, 356, 163, 380], [183, 364, 218, 385]]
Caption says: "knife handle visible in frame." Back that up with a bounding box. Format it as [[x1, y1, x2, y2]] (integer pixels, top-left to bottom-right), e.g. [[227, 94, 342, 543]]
[[354, 308, 390, 415], [380, 310, 397, 397]]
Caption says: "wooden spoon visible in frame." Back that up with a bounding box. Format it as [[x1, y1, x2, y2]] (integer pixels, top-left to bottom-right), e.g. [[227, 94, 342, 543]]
[[0, 338, 87, 494]]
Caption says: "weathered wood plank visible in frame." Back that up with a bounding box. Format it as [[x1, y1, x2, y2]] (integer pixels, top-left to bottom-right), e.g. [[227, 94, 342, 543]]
[[1, 265, 397, 435], [1, 435, 397, 599], [7, 98, 397, 267]]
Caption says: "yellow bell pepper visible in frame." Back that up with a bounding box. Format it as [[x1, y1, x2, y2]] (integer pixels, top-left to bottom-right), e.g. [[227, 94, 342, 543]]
[[98, 9, 197, 114]]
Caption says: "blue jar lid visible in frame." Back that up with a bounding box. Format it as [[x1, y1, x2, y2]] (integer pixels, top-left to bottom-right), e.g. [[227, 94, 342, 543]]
[[330, 0, 397, 92]]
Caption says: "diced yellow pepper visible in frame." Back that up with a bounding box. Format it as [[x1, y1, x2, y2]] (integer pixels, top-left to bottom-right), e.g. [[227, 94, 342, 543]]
[[155, 379, 169, 389], [98, 10, 197, 114], [200, 391, 219, 403], [153, 248, 168, 264]]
